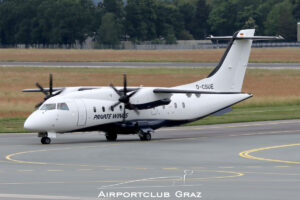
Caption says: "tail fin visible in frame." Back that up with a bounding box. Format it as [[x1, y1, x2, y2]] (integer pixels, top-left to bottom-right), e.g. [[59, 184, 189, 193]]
[[178, 29, 283, 92], [207, 29, 254, 92]]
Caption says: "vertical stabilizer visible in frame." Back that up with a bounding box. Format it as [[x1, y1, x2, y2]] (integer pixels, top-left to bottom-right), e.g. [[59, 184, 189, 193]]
[[207, 29, 254, 92], [177, 29, 283, 92], [178, 29, 255, 92]]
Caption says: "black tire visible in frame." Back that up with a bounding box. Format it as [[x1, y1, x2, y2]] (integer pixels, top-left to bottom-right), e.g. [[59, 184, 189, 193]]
[[139, 134, 145, 141], [144, 133, 151, 141], [106, 134, 117, 141], [41, 137, 51, 144], [139, 132, 151, 141]]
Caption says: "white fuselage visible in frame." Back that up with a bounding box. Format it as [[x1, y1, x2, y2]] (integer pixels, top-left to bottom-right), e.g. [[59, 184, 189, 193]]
[[24, 87, 251, 133], [24, 29, 276, 140]]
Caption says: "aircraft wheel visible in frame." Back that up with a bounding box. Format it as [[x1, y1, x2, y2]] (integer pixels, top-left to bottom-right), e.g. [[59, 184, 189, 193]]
[[145, 133, 151, 141], [106, 133, 117, 141], [41, 137, 51, 144], [139, 132, 151, 141]]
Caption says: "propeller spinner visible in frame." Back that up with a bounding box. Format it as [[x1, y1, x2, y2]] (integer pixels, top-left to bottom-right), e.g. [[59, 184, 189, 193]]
[[109, 74, 140, 122]]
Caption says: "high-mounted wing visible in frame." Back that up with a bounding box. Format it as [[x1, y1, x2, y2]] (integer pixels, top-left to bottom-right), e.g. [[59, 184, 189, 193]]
[[23, 88, 64, 92], [153, 88, 243, 95]]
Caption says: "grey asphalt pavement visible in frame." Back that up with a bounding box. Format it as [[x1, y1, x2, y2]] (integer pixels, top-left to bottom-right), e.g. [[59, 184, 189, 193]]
[[1, 120, 300, 199]]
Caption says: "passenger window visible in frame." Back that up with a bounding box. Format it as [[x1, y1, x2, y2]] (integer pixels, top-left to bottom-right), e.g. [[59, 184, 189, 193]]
[[57, 103, 69, 110], [174, 103, 177, 109], [182, 102, 185, 108], [102, 106, 105, 112], [40, 103, 56, 110], [119, 105, 122, 111], [93, 106, 96, 113]]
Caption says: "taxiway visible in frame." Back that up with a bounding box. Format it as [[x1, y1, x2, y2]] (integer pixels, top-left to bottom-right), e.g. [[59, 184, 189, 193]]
[[0, 120, 300, 199]]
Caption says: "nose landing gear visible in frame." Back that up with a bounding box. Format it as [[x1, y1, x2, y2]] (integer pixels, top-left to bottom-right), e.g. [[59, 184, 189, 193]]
[[38, 132, 56, 144]]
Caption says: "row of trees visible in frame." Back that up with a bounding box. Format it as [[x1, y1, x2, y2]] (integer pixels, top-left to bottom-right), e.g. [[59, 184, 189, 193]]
[[0, 0, 299, 47]]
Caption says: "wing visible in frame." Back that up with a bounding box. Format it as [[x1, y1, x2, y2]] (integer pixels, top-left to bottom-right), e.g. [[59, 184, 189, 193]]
[[22, 88, 64, 92], [23, 86, 140, 93], [153, 88, 242, 95]]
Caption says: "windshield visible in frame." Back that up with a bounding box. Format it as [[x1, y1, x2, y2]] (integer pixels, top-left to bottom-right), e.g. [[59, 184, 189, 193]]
[[57, 103, 69, 110], [40, 103, 56, 110]]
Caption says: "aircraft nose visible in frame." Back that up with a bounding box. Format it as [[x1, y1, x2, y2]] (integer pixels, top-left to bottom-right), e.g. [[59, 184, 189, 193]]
[[24, 115, 33, 130], [24, 113, 39, 131], [24, 111, 56, 131]]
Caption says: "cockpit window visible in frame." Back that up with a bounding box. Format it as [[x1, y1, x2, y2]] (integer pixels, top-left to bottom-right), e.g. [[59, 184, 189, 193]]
[[57, 103, 69, 110], [40, 103, 56, 110]]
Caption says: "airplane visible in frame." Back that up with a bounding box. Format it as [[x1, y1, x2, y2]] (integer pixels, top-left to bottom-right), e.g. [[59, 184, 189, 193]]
[[23, 29, 283, 144]]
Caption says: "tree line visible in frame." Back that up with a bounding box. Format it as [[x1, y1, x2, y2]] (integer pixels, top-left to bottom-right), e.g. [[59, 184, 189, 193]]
[[0, 0, 299, 47]]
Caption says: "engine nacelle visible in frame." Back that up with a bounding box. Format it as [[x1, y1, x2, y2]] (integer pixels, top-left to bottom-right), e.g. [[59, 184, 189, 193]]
[[130, 87, 172, 109]]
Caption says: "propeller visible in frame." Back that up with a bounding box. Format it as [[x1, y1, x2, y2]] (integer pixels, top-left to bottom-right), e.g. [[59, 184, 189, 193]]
[[109, 74, 140, 122], [34, 73, 57, 108]]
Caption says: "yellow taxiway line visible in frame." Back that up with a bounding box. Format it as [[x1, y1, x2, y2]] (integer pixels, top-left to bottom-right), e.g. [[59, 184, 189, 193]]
[[240, 143, 300, 164]]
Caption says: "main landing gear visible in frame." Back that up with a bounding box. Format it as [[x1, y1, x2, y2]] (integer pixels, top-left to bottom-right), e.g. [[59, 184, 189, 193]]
[[105, 130, 153, 142], [139, 131, 152, 141], [41, 137, 51, 144], [105, 133, 118, 141]]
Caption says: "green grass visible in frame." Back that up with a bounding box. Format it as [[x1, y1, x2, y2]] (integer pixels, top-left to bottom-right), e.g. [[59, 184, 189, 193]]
[[188, 104, 300, 126], [0, 117, 29, 133], [188, 98, 300, 125]]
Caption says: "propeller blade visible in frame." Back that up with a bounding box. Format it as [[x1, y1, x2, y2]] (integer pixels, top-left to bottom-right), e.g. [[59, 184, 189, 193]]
[[109, 83, 121, 96], [127, 88, 140, 98], [110, 101, 121, 111], [35, 82, 48, 96], [128, 103, 140, 115], [123, 74, 127, 95], [49, 73, 53, 95], [33, 74, 59, 109], [110, 74, 140, 122]]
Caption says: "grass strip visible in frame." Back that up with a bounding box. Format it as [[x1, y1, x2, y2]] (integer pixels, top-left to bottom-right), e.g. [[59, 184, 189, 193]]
[[0, 117, 30, 133], [0, 48, 299, 63], [189, 104, 300, 126]]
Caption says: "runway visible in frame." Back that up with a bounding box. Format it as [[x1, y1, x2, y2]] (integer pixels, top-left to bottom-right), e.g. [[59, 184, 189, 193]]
[[0, 61, 300, 69], [1, 119, 300, 199]]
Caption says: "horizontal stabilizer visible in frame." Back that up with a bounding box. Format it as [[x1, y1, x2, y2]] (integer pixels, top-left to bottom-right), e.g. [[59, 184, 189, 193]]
[[207, 35, 284, 40]]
